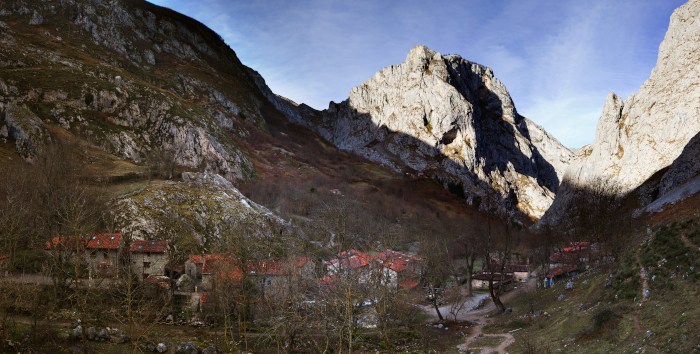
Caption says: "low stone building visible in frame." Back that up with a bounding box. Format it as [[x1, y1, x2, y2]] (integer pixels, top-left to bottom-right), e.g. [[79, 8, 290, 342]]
[[128, 240, 169, 280], [85, 233, 123, 277]]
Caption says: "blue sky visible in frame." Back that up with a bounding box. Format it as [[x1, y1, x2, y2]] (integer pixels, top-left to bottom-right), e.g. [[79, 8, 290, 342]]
[[149, 0, 686, 148]]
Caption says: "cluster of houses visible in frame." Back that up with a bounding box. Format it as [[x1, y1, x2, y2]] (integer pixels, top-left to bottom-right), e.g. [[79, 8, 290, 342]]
[[42, 233, 425, 311], [470, 264, 531, 292], [45, 233, 170, 281]]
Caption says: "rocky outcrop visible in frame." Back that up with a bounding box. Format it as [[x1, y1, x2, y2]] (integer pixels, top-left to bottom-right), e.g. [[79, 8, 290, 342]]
[[0, 0, 302, 181], [111, 172, 285, 247], [541, 0, 700, 224], [298, 45, 572, 217]]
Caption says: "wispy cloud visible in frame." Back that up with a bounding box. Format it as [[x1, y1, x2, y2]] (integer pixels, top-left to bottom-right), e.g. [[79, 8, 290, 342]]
[[148, 0, 685, 148]]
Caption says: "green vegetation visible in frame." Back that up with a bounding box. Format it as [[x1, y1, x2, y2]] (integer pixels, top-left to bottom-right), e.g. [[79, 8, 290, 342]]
[[469, 335, 504, 347], [483, 217, 700, 353]]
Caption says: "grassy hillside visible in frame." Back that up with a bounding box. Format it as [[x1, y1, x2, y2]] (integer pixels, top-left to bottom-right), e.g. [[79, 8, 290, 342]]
[[483, 218, 700, 353]]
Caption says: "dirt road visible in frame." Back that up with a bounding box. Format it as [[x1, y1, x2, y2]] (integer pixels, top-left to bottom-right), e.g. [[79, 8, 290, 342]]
[[423, 278, 537, 353]]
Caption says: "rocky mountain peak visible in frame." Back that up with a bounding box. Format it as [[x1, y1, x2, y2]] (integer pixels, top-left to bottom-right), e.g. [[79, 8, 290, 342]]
[[540, 0, 700, 225], [295, 45, 573, 218]]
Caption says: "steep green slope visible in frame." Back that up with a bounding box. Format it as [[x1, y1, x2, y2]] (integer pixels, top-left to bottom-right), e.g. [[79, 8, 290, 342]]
[[486, 219, 700, 353]]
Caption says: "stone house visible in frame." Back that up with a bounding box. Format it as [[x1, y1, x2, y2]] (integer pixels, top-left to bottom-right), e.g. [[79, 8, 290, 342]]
[[128, 240, 169, 280], [45, 234, 123, 278], [470, 271, 514, 291], [545, 266, 580, 287], [248, 257, 316, 293], [372, 250, 423, 289], [324, 249, 373, 284], [194, 255, 315, 293], [470, 263, 527, 290], [85, 233, 123, 277]]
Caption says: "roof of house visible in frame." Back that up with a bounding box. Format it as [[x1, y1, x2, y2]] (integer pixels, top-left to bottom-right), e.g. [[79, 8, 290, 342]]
[[326, 250, 373, 270], [398, 279, 419, 289], [86, 233, 122, 250], [129, 240, 168, 253], [471, 271, 514, 285], [546, 266, 580, 278], [189, 255, 204, 264], [200, 292, 213, 304], [550, 252, 576, 264], [144, 276, 170, 289], [374, 250, 422, 272], [46, 236, 82, 250]]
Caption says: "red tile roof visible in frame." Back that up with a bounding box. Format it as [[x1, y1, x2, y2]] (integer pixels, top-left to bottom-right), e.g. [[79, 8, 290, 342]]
[[45, 236, 83, 250], [86, 233, 122, 250], [145, 276, 170, 289], [189, 255, 205, 264], [326, 250, 373, 270], [374, 250, 422, 272], [129, 240, 168, 253], [546, 266, 579, 278], [550, 252, 576, 264], [200, 292, 213, 304], [398, 279, 419, 289]]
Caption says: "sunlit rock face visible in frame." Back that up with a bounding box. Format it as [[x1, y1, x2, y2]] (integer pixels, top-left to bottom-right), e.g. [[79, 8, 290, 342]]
[[298, 45, 572, 218], [541, 0, 700, 225]]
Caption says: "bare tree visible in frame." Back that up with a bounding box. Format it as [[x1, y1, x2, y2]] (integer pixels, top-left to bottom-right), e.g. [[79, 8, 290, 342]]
[[420, 235, 450, 321], [483, 210, 516, 313]]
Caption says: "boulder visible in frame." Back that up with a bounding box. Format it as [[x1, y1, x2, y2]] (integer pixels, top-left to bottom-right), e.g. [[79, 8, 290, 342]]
[[108, 328, 129, 344], [97, 328, 109, 340], [157, 343, 168, 353], [72, 326, 83, 340], [86, 327, 96, 340], [175, 342, 198, 354], [202, 346, 217, 354]]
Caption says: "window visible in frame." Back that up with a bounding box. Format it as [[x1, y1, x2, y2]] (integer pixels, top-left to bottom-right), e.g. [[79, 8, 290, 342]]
[[90, 251, 96, 259], [144, 262, 151, 268], [103, 251, 108, 259]]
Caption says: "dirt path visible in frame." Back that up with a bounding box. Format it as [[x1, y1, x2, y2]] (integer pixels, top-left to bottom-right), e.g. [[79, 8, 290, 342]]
[[457, 323, 515, 354], [624, 250, 651, 347], [423, 278, 537, 353]]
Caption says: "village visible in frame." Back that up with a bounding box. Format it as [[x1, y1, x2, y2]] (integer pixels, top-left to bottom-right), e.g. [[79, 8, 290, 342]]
[[30, 233, 610, 317]]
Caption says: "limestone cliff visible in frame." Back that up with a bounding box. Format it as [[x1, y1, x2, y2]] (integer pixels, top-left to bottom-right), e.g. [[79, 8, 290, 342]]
[[298, 45, 572, 218], [541, 0, 700, 224]]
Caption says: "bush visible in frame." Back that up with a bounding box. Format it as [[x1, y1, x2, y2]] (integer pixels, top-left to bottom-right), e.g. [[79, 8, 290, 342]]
[[85, 93, 94, 106], [593, 307, 620, 328]]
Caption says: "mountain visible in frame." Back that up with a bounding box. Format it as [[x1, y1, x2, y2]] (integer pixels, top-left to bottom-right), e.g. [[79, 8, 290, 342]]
[[292, 45, 572, 218], [540, 0, 700, 226], [0, 0, 289, 181], [0, 0, 485, 247]]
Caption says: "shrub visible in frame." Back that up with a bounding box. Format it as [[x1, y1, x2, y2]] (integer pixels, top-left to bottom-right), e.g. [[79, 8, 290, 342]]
[[85, 93, 94, 106], [239, 112, 247, 120], [593, 307, 620, 328]]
